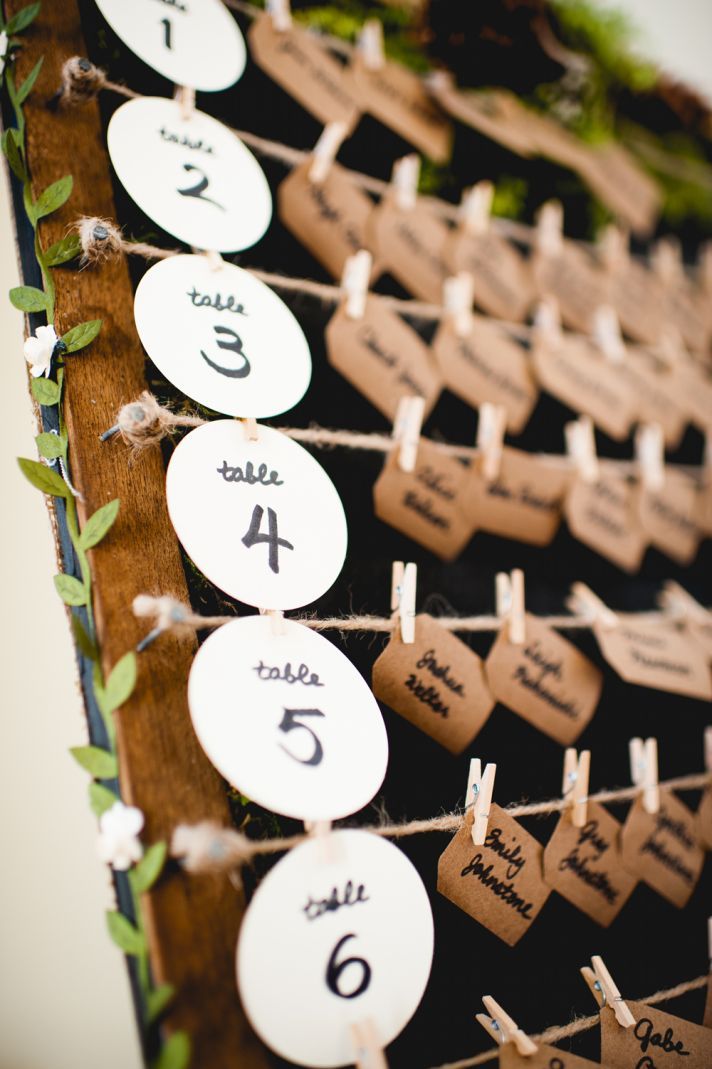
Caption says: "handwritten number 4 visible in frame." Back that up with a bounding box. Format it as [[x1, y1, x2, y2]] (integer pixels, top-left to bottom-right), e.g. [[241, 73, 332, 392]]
[[241, 504, 294, 574]]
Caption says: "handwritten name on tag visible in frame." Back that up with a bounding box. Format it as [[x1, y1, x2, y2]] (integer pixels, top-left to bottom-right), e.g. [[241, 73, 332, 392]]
[[372, 614, 494, 753], [367, 197, 451, 302], [429, 84, 536, 157], [636, 471, 700, 567], [532, 244, 610, 334], [696, 787, 712, 851], [621, 794, 704, 907], [433, 319, 538, 434], [592, 618, 712, 700], [464, 447, 569, 547], [543, 803, 636, 926], [437, 806, 550, 945], [485, 614, 602, 746], [600, 1001, 712, 1069], [618, 349, 687, 449], [443, 228, 534, 322], [500, 1040, 605, 1069], [325, 297, 442, 421], [565, 475, 647, 573], [373, 439, 475, 560], [671, 362, 712, 437], [579, 142, 661, 236], [601, 260, 667, 346]]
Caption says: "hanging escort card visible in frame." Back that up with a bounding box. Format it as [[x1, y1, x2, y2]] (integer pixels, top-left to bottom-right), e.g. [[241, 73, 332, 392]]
[[248, 13, 361, 131], [485, 615, 602, 746], [564, 474, 647, 573], [670, 358, 712, 437], [165, 421, 348, 609], [133, 254, 311, 417], [428, 81, 537, 157], [94, 0, 247, 91], [543, 802, 637, 926], [325, 295, 442, 421], [599, 1001, 712, 1069], [366, 194, 452, 303], [500, 1041, 605, 1069], [696, 785, 712, 851], [636, 469, 700, 567], [107, 97, 272, 252], [532, 244, 610, 335], [577, 141, 661, 237], [188, 616, 388, 821], [443, 226, 534, 323], [591, 617, 712, 700], [371, 614, 494, 754], [437, 807, 550, 946], [237, 829, 434, 1067], [596, 232, 668, 346], [621, 793, 705, 907], [619, 347, 687, 449]]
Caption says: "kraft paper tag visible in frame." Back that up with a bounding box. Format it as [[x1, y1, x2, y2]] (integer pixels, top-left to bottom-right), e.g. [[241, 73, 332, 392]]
[[437, 805, 550, 946], [367, 196, 451, 302], [592, 617, 712, 700], [485, 614, 602, 746], [533, 336, 636, 441], [664, 285, 709, 356], [579, 142, 661, 236], [684, 618, 712, 662], [602, 260, 667, 346], [564, 475, 647, 574], [532, 245, 610, 334], [543, 803, 636, 926], [696, 787, 712, 850], [433, 319, 538, 434], [600, 1001, 712, 1069], [464, 447, 569, 547], [619, 348, 687, 449], [372, 613, 495, 754], [324, 297, 442, 421], [696, 481, 712, 539], [278, 161, 377, 280], [373, 439, 475, 561], [346, 56, 452, 163], [671, 361, 712, 436], [248, 15, 360, 130], [636, 471, 700, 566], [429, 83, 535, 156], [621, 793, 704, 907], [500, 1040, 604, 1069], [443, 228, 534, 322], [705, 976, 712, 1030]]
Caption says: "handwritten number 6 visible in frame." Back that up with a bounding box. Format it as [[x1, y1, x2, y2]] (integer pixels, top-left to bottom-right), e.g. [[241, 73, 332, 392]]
[[326, 934, 371, 1000], [278, 708, 325, 766], [177, 164, 225, 211], [201, 325, 251, 379]]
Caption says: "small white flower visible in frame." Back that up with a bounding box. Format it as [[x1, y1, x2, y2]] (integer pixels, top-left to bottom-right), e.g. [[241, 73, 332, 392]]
[[24, 324, 58, 378], [0, 32, 8, 80], [97, 801, 144, 871]]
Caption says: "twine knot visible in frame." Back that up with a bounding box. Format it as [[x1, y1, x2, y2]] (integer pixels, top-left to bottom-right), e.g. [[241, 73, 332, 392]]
[[77, 216, 124, 265], [117, 390, 175, 448], [171, 821, 253, 874], [132, 594, 189, 631], [58, 56, 106, 105]]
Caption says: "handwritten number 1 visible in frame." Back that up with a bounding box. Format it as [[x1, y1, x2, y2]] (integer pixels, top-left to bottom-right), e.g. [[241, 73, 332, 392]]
[[241, 505, 294, 574], [160, 17, 172, 49], [177, 164, 225, 211]]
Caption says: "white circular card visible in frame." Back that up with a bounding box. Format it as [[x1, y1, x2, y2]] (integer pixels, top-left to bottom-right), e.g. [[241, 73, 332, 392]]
[[166, 421, 347, 609], [134, 255, 311, 417], [94, 0, 246, 91], [188, 616, 388, 820], [107, 97, 272, 252], [237, 830, 434, 1067]]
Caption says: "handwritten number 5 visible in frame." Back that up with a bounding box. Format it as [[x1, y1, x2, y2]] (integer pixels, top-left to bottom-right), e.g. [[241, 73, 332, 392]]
[[326, 934, 371, 999], [277, 708, 325, 766], [241, 505, 294, 574], [177, 164, 225, 211], [201, 325, 251, 379]]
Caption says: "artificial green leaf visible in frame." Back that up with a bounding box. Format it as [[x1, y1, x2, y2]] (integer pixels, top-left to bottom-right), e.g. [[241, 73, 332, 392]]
[[9, 284, 49, 312], [44, 233, 82, 267], [17, 456, 68, 497], [71, 614, 98, 661], [106, 911, 145, 957], [79, 498, 119, 550], [131, 841, 167, 895], [103, 651, 136, 714], [5, 3, 41, 35], [31, 376, 60, 405], [2, 128, 26, 182], [89, 781, 118, 817], [53, 573, 87, 606], [70, 745, 118, 779], [146, 983, 176, 1025], [16, 56, 43, 104], [61, 318, 102, 353], [35, 431, 65, 459], [152, 1032, 191, 1069], [34, 174, 73, 220]]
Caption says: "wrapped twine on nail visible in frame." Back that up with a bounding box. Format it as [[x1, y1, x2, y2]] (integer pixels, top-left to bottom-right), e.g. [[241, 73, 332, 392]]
[[77, 216, 126, 265], [58, 57, 107, 105], [116, 392, 206, 449], [171, 821, 257, 874]]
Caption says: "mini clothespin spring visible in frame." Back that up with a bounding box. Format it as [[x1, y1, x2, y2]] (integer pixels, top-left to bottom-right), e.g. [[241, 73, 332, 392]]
[[308, 121, 349, 184], [635, 423, 665, 493], [341, 249, 372, 320], [475, 996, 538, 1057], [391, 561, 417, 644], [357, 18, 385, 71], [581, 955, 635, 1029], [536, 200, 564, 259], [629, 736, 660, 815], [391, 154, 420, 213], [175, 84, 195, 121], [266, 0, 292, 32], [477, 403, 506, 484], [593, 305, 626, 364], [443, 272, 475, 339], [467, 757, 497, 847], [259, 607, 286, 636], [566, 582, 619, 631], [564, 415, 599, 484], [563, 748, 590, 829], [351, 1019, 388, 1069], [460, 181, 494, 237], [393, 395, 425, 473], [495, 569, 526, 645]]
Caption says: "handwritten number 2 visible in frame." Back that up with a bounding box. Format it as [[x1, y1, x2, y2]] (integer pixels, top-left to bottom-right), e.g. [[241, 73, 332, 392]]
[[278, 708, 325, 766], [201, 326, 251, 379], [177, 164, 225, 211], [160, 17, 172, 49], [326, 934, 371, 999], [241, 505, 294, 574]]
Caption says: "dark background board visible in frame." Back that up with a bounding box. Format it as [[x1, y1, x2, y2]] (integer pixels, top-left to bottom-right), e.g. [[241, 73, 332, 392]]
[[62, 1, 712, 1065]]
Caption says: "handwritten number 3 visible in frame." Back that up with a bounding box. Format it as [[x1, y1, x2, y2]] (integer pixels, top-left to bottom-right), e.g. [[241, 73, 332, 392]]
[[326, 934, 371, 999], [241, 505, 294, 574], [201, 326, 251, 379], [177, 164, 225, 211]]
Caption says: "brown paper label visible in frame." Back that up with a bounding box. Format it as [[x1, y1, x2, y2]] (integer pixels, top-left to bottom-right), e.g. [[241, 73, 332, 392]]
[[606, 261, 667, 346], [565, 475, 647, 573], [637, 472, 700, 566], [371, 614, 494, 754], [367, 197, 451, 302], [463, 447, 569, 546], [372, 439, 475, 560], [324, 297, 442, 421], [619, 349, 686, 448], [593, 617, 712, 700], [543, 804, 637, 926], [437, 804, 550, 945], [278, 161, 376, 280], [346, 56, 452, 163], [600, 1001, 712, 1069], [695, 787, 712, 851], [671, 362, 712, 435], [500, 1040, 604, 1069], [665, 285, 709, 355], [485, 614, 602, 746], [532, 246, 611, 334], [696, 481, 712, 539], [429, 85, 535, 156], [248, 15, 360, 130], [433, 319, 538, 434], [443, 228, 534, 322], [621, 794, 704, 907], [705, 976, 712, 1030], [533, 336, 636, 441], [579, 142, 661, 236]]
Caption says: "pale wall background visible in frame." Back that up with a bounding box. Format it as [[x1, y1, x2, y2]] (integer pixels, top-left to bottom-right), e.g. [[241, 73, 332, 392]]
[[0, 2, 710, 1068]]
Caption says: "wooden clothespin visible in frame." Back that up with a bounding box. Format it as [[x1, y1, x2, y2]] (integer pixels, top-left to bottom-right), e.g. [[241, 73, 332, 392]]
[[564, 415, 599, 484], [593, 305, 626, 364], [581, 955, 635, 1029], [308, 121, 349, 184], [658, 580, 711, 625], [629, 736, 660, 815], [266, 0, 292, 32], [652, 236, 684, 287], [705, 726, 712, 776], [495, 569, 526, 645], [393, 395, 424, 473], [341, 250, 372, 320], [563, 748, 591, 828], [477, 403, 507, 483], [697, 241, 712, 293], [475, 996, 538, 1057], [635, 423, 665, 493], [599, 224, 630, 274], [657, 326, 685, 369], [467, 758, 497, 846], [351, 1019, 388, 1069], [391, 154, 420, 212], [204, 249, 223, 272], [357, 18, 385, 71], [567, 582, 619, 631], [175, 85, 196, 121], [391, 561, 417, 644], [241, 417, 259, 441], [259, 607, 286, 636], [707, 916, 712, 968], [536, 200, 564, 259], [443, 271, 475, 339], [533, 295, 562, 348], [459, 181, 494, 237]]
